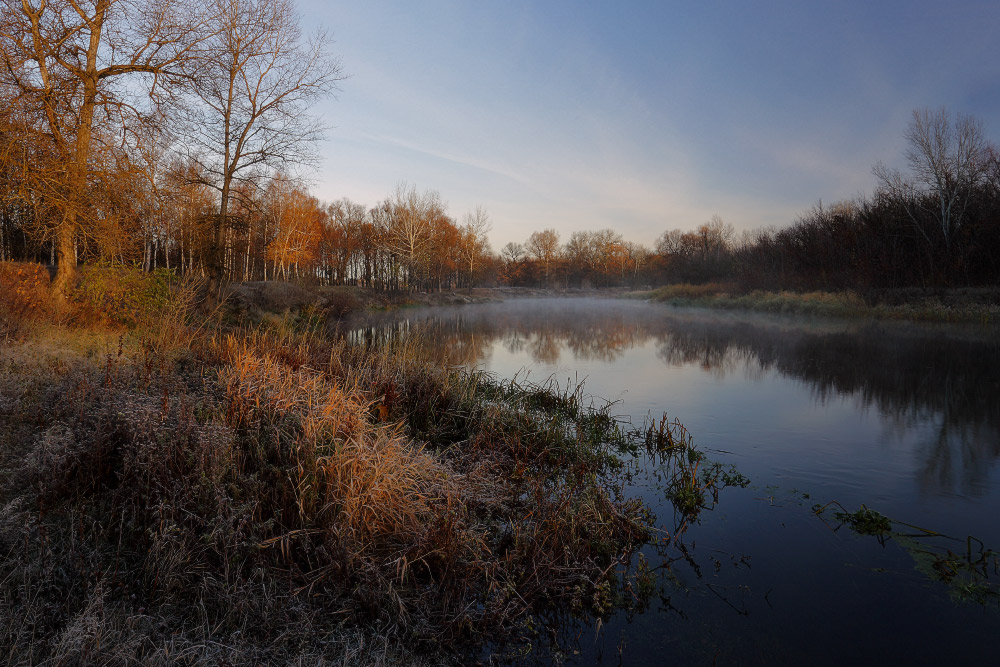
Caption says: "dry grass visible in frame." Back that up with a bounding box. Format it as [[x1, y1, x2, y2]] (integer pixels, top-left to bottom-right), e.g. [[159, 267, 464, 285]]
[[642, 282, 740, 301], [0, 261, 52, 340], [0, 274, 656, 664]]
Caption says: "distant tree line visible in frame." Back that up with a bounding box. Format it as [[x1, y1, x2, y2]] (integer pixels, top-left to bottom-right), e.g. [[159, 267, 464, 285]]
[[731, 110, 999, 292], [0, 163, 497, 290], [0, 1, 996, 305], [498, 109, 1000, 292]]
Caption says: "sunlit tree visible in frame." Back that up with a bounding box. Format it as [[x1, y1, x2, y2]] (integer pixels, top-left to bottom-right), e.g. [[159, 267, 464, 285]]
[[526, 228, 560, 286], [0, 0, 206, 293]]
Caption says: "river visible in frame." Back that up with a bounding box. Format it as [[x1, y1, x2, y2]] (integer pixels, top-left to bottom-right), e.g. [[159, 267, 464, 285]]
[[341, 297, 1000, 664]]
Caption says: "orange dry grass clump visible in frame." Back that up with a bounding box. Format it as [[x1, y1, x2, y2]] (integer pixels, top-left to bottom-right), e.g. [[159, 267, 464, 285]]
[[215, 332, 455, 554], [0, 262, 51, 337]]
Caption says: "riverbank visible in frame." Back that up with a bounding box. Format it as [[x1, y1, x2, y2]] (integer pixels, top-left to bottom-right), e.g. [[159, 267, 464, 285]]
[[0, 267, 686, 664], [226, 282, 630, 324], [227, 282, 498, 318], [228, 281, 1000, 326], [631, 283, 1000, 323]]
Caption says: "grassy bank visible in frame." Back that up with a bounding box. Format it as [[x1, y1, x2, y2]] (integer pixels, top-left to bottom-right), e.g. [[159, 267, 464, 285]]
[[225, 283, 626, 325], [632, 283, 1000, 323], [227, 282, 500, 324], [1, 264, 740, 663]]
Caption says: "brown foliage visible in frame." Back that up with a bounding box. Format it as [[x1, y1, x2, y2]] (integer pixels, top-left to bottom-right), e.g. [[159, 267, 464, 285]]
[[0, 261, 51, 338]]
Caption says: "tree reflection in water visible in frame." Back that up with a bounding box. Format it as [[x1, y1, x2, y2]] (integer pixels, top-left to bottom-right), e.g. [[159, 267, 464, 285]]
[[336, 298, 1000, 497]]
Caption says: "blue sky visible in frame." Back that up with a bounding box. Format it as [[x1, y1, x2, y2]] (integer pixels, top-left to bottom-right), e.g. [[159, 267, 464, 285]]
[[299, 0, 1000, 250]]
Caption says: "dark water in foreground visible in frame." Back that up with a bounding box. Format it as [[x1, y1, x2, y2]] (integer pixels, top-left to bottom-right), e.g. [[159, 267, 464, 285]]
[[343, 298, 1000, 665]]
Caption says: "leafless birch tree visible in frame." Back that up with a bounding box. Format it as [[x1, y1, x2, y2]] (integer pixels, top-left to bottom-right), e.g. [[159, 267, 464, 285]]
[[184, 0, 343, 272], [460, 205, 491, 288], [383, 183, 441, 290]]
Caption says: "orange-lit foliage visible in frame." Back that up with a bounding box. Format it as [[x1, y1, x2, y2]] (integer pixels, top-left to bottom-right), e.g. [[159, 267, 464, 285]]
[[265, 177, 327, 280], [0, 261, 50, 338], [429, 209, 460, 287]]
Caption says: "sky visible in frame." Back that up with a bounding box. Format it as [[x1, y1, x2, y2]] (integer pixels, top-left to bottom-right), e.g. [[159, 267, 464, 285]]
[[297, 0, 1000, 250]]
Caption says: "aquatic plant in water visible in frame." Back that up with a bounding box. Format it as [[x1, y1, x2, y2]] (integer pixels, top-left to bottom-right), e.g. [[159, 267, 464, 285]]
[[814, 501, 1000, 607], [640, 413, 749, 519]]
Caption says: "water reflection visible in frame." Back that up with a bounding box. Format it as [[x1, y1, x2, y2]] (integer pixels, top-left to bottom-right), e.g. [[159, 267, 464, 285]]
[[337, 298, 1000, 497]]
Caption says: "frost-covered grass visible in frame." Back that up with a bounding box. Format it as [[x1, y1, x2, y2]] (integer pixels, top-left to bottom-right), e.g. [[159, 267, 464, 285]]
[[0, 266, 658, 664]]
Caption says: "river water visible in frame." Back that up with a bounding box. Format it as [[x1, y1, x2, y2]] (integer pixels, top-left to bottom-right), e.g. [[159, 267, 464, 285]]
[[342, 297, 1000, 664]]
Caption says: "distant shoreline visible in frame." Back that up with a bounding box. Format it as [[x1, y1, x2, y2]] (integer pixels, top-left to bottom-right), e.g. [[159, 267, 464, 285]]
[[226, 281, 1000, 325], [226, 282, 630, 321], [629, 284, 1000, 324]]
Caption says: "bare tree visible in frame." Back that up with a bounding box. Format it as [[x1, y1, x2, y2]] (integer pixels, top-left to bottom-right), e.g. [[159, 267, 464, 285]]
[[0, 105, 33, 262], [0, 0, 205, 293], [130, 123, 173, 271], [501, 241, 524, 263], [987, 144, 1000, 193], [591, 228, 624, 282], [383, 183, 441, 291], [695, 215, 734, 261], [562, 230, 595, 285], [185, 0, 343, 259], [655, 229, 685, 257], [623, 241, 649, 283], [874, 108, 988, 252], [163, 158, 215, 275], [323, 197, 366, 284], [526, 228, 559, 286], [459, 205, 491, 289]]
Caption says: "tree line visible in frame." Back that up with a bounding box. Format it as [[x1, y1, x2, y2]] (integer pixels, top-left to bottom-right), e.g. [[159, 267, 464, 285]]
[[735, 110, 1000, 292], [501, 109, 1000, 292], [1, 0, 997, 299], [0, 0, 342, 294]]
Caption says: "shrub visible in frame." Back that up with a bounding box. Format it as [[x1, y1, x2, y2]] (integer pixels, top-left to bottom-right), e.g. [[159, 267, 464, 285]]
[[0, 261, 51, 339], [71, 265, 172, 326]]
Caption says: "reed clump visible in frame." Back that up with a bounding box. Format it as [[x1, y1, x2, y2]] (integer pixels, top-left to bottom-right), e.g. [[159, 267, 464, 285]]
[[0, 271, 655, 663]]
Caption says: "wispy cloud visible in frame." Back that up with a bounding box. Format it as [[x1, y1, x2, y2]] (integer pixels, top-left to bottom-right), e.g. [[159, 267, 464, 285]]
[[304, 0, 1000, 249], [350, 131, 539, 190]]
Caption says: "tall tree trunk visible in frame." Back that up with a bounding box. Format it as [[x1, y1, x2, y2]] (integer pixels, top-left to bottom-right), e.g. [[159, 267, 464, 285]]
[[244, 225, 252, 280], [52, 217, 77, 295]]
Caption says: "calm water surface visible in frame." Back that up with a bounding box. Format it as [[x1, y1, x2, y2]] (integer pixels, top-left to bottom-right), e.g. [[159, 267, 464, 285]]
[[343, 297, 1000, 664]]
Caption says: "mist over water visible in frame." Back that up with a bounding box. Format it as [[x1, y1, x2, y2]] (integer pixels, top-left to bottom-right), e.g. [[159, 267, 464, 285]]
[[340, 297, 1000, 664]]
